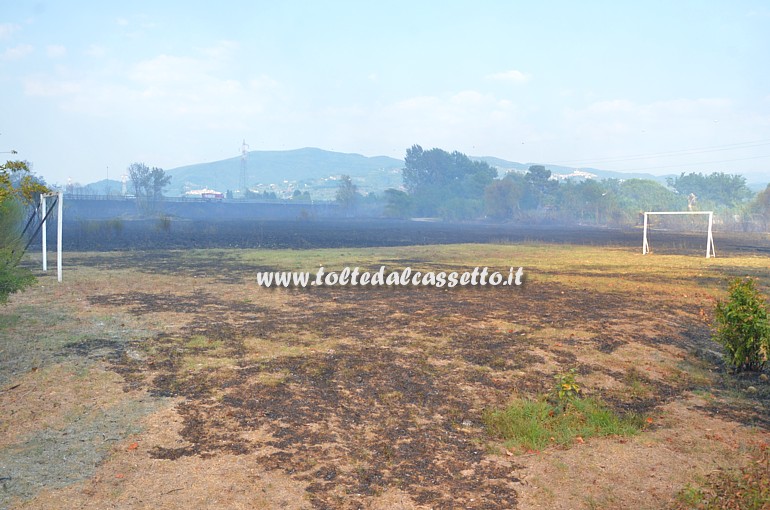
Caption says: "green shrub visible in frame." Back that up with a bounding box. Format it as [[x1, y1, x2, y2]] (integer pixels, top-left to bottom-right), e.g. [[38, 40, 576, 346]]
[[1, 160, 49, 305], [0, 253, 35, 304], [713, 277, 770, 372], [0, 199, 35, 304], [109, 217, 125, 234]]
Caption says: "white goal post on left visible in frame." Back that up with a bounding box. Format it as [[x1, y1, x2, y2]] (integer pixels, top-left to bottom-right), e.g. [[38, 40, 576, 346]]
[[40, 191, 63, 282], [642, 211, 715, 258]]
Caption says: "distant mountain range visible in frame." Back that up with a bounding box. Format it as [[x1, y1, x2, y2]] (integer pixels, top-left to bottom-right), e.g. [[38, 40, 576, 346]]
[[79, 147, 767, 197], [165, 147, 404, 198]]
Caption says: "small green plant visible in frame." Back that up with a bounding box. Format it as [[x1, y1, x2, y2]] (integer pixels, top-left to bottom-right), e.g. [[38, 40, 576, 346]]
[[713, 277, 770, 372], [674, 483, 705, 507], [484, 369, 644, 453], [552, 368, 582, 405]]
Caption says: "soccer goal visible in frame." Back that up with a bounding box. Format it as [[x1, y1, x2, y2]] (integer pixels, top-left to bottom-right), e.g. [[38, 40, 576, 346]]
[[40, 192, 64, 282], [642, 211, 715, 258]]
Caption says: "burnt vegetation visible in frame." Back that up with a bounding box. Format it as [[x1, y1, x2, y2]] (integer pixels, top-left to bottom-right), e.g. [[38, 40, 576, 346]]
[[79, 248, 758, 509]]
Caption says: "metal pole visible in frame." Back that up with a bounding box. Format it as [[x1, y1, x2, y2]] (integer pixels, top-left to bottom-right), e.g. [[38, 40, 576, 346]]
[[41, 195, 47, 271], [642, 212, 649, 254], [57, 192, 63, 281]]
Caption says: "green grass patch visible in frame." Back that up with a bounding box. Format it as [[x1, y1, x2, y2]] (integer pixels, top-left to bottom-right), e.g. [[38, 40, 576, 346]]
[[184, 334, 223, 350], [483, 396, 644, 452]]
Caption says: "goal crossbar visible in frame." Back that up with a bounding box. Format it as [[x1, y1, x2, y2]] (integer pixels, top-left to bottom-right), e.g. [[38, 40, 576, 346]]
[[642, 211, 715, 258]]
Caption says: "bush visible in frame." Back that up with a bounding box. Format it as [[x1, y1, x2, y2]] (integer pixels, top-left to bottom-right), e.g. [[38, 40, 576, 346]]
[[155, 215, 171, 232], [0, 253, 35, 304], [0, 199, 35, 304], [438, 198, 482, 221], [713, 277, 770, 371], [1, 160, 49, 305]]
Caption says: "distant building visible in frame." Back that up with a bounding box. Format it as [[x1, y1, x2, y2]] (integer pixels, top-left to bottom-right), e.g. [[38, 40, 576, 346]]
[[184, 188, 224, 200], [551, 170, 598, 181]]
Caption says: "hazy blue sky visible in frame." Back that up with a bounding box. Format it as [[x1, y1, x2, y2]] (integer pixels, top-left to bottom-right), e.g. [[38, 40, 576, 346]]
[[2, 1, 769, 185]]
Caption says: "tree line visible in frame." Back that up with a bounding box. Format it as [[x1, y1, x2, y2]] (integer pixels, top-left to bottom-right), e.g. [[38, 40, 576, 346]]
[[382, 144, 770, 230]]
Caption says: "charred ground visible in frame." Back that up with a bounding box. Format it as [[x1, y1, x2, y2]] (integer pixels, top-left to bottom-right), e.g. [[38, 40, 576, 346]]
[[87, 283, 673, 508], [4, 230, 770, 509], [55, 218, 770, 254]]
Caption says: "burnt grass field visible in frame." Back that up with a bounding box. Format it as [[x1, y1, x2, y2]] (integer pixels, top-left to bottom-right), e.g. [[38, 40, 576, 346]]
[[58, 217, 770, 254], [3, 219, 770, 509]]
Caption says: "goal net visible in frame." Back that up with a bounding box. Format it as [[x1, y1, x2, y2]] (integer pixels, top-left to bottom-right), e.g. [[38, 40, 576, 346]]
[[642, 211, 715, 258]]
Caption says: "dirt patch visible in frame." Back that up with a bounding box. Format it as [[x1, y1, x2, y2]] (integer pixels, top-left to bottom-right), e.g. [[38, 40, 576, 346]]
[[14, 401, 312, 510], [0, 362, 131, 448], [0, 366, 159, 509]]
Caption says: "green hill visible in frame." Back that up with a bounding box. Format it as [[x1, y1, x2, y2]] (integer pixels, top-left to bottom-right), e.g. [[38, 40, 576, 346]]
[[82, 179, 124, 195], [166, 147, 403, 197]]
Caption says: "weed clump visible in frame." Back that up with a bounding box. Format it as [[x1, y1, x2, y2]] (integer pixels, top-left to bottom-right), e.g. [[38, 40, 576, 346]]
[[712, 277, 770, 372], [156, 214, 171, 232], [483, 368, 644, 453]]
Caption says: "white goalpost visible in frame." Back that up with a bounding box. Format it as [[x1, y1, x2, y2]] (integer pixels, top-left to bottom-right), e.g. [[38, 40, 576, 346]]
[[642, 211, 715, 258], [40, 191, 64, 282]]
